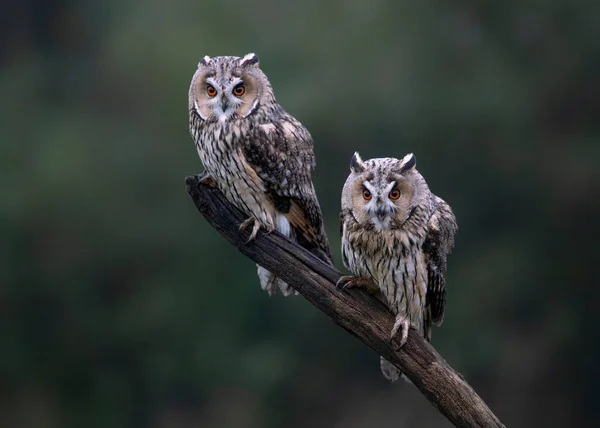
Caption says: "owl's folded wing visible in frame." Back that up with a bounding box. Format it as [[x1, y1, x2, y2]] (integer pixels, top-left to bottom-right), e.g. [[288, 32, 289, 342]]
[[243, 116, 331, 261], [423, 196, 458, 326]]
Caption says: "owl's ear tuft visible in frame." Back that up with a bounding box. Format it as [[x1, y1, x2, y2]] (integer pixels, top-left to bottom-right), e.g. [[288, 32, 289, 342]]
[[399, 153, 416, 173], [240, 53, 260, 67], [199, 56, 211, 67], [350, 152, 365, 173]]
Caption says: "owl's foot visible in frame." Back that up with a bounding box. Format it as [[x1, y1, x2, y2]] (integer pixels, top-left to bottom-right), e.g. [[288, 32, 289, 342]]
[[197, 172, 217, 187], [239, 217, 262, 242], [336, 275, 378, 294], [390, 315, 410, 350]]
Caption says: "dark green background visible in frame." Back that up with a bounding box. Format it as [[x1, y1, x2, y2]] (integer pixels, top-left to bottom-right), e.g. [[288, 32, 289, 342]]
[[1, 1, 598, 427]]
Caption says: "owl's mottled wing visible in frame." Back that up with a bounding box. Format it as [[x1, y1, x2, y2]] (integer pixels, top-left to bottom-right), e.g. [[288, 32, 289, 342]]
[[423, 196, 458, 326], [243, 114, 331, 261]]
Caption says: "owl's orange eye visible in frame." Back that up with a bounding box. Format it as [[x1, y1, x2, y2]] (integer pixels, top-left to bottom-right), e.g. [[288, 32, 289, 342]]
[[389, 189, 401, 200], [362, 189, 372, 200], [233, 85, 245, 96], [207, 85, 217, 97]]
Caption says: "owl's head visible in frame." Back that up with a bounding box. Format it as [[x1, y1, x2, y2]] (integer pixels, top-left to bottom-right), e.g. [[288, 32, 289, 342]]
[[189, 53, 273, 122], [342, 152, 429, 231]]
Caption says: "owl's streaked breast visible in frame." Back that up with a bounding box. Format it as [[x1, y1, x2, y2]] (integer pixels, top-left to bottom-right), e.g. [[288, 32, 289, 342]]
[[193, 119, 277, 230], [342, 222, 429, 335]]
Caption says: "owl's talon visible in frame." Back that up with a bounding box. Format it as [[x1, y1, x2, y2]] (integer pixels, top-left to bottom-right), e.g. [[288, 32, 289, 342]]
[[336, 275, 378, 294], [197, 172, 217, 187], [239, 217, 253, 232], [390, 316, 410, 350], [336, 275, 356, 291], [247, 221, 261, 242], [239, 217, 262, 242]]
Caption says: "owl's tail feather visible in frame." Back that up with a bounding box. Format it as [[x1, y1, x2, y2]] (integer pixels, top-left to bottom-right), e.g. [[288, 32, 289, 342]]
[[257, 265, 298, 297], [380, 357, 401, 382], [380, 357, 412, 383]]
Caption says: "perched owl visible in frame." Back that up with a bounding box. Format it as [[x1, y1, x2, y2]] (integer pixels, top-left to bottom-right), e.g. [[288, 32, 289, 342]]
[[338, 152, 457, 381], [188, 53, 331, 296]]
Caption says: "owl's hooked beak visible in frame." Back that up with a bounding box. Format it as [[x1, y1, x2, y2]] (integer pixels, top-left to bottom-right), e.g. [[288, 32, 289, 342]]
[[221, 97, 230, 113], [375, 207, 388, 221], [371, 204, 393, 231]]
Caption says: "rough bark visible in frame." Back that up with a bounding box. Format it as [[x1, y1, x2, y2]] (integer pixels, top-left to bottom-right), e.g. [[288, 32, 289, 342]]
[[186, 175, 505, 428]]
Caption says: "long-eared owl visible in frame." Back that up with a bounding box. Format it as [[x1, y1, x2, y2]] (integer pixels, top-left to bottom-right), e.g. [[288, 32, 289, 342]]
[[188, 53, 331, 296], [338, 152, 457, 381]]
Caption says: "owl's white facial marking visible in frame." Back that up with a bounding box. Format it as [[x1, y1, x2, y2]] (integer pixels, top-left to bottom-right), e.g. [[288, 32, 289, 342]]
[[203, 76, 245, 122], [362, 181, 398, 231]]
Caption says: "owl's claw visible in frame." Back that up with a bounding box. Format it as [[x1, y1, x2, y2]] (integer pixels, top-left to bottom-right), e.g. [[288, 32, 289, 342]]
[[239, 217, 262, 242], [390, 315, 410, 350], [197, 172, 217, 187], [336, 275, 359, 291], [239, 217, 253, 232], [336, 275, 378, 294]]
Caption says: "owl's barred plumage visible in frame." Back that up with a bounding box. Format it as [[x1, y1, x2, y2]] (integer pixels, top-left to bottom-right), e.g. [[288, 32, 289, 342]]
[[339, 152, 457, 381], [189, 53, 331, 296]]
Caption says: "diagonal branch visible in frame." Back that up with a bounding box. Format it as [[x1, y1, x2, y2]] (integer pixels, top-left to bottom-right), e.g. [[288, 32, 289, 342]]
[[186, 175, 505, 428]]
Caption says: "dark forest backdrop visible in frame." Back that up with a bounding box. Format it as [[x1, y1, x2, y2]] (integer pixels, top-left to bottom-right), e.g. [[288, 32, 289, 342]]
[[1, 1, 599, 427]]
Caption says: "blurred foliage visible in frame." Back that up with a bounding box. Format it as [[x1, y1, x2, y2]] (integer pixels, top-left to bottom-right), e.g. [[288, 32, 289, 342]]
[[1, 0, 599, 427]]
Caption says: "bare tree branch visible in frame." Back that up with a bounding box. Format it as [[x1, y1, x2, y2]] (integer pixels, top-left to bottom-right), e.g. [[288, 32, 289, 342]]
[[186, 175, 505, 428]]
